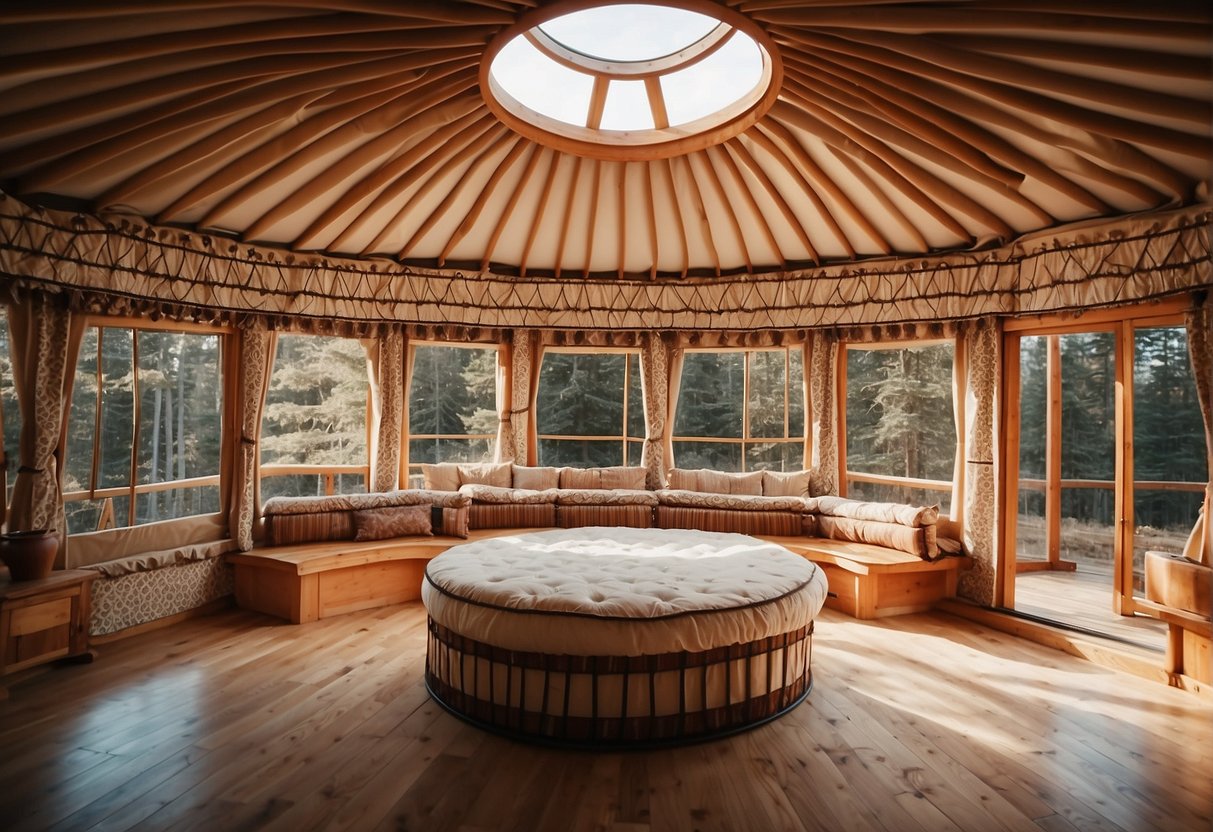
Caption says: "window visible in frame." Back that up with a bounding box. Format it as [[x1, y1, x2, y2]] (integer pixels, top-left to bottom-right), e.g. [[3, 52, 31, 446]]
[[407, 344, 497, 481], [536, 351, 644, 467], [63, 324, 224, 534], [0, 308, 22, 509], [261, 335, 368, 500], [844, 342, 955, 512], [672, 348, 804, 472]]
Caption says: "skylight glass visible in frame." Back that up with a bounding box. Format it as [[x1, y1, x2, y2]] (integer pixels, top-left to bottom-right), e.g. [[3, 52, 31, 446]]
[[538, 5, 719, 62], [482, 1, 780, 160], [661, 34, 763, 127]]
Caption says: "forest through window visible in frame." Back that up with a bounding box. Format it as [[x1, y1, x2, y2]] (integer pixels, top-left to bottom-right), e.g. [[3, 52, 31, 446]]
[[672, 349, 804, 472], [536, 351, 644, 467], [261, 335, 368, 500], [845, 342, 955, 512], [408, 344, 497, 481], [64, 326, 223, 534]]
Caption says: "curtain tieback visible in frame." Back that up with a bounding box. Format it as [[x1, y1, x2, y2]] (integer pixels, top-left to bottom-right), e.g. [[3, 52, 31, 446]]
[[240, 435, 258, 446], [17, 465, 44, 474]]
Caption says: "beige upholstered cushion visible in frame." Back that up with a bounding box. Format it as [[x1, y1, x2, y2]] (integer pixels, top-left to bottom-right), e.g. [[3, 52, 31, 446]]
[[511, 465, 560, 490], [263, 490, 470, 515], [762, 470, 811, 498], [559, 466, 647, 490], [816, 515, 928, 558], [353, 504, 432, 541], [554, 488, 659, 506], [422, 527, 828, 656], [666, 468, 763, 495], [656, 489, 805, 512], [458, 484, 559, 504], [815, 496, 939, 527], [456, 462, 512, 487], [422, 463, 460, 492]]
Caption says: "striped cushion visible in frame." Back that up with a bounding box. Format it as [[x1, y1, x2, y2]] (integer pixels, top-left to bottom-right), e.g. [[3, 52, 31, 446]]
[[655, 506, 804, 537], [267, 511, 352, 546], [437, 506, 470, 539], [469, 502, 556, 530], [557, 504, 653, 529]]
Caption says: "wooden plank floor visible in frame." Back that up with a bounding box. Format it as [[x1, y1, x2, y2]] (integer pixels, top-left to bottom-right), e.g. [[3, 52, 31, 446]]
[[1015, 564, 1169, 652], [1, 603, 1210, 832]]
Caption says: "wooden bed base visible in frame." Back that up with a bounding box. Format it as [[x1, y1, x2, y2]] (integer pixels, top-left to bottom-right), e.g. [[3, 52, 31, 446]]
[[228, 529, 970, 624]]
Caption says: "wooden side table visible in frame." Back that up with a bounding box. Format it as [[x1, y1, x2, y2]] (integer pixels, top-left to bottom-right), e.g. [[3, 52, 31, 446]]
[[0, 568, 98, 696]]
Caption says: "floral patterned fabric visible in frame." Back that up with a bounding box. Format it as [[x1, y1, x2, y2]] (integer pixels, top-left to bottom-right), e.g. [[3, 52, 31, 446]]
[[959, 319, 1000, 604], [656, 489, 806, 513], [263, 490, 470, 515], [1184, 297, 1212, 565], [815, 496, 939, 527], [554, 488, 659, 507], [367, 328, 404, 493], [352, 504, 432, 541], [641, 333, 669, 489], [808, 332, 839, 497], [88, 556, 233, 637], [231, 329, 276, 551], [458, 484, 559, 504]]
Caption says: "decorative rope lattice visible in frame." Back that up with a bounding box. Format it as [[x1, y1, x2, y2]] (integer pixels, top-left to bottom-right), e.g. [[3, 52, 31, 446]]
[[1, 194, 1208, 339]]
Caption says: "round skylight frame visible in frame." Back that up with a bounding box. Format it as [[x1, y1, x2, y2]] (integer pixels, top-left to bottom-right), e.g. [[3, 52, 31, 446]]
[[480, 0, 783, 161]]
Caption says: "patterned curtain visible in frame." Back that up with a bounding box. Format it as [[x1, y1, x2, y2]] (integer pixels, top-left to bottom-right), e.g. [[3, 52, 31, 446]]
[[663, 348, 685, 472], [640, 333, 669, 489], [958, 319, 1000, 605], [6, 293, 83, 567], [401, 341, 417, 486], [229, 329, 276, 551], [808, 331, 839, 497], [801, 340, 812, 470], [1183, 296, 1212, 565], [365, 327, 404, 493], [950, 337, 967, 520], [509, 329, 533, 463], [494, 336, 515, 463]]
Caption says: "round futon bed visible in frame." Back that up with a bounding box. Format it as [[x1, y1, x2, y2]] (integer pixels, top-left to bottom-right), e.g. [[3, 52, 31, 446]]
[[421, 526, 828, 747]]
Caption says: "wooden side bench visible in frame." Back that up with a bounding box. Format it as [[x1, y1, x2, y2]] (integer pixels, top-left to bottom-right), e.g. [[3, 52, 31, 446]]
[[761, 536, 971, 619], [228, 528, 533, 624]]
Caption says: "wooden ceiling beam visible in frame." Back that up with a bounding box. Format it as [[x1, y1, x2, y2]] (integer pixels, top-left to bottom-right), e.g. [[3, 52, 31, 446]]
[[776, 32, 1177, 203], [709, 144, 785, 270], [518, 151, 564, 277], [552, 155, 584, 279], [785, 50, 1110, 215], [758, 119, 891, 256], [580, 159, 602, 279], [926, 34, 1212, 80], [691, 150, 751, 273], [644, 162, 660, 279], [198, 67, 478, 228], [0, 0, 515, 25], [439, 139, 532, 265], [782, 66, 1052, 230], [480, 145, 546, 272], [678, 154, 721, 277], [724, 138, 820, 264], [747, 123, 856, 259], [786, 27, 1208, 158]]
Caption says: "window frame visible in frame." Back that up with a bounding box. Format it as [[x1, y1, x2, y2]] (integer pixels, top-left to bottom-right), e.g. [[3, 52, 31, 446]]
[[534, 346, 645, 468], [405, 340, 501, 482], [63, 315, 233, 534], [670, 345, 805, 472], [259, 332, 373, 500], [838, 337, 960, 505]]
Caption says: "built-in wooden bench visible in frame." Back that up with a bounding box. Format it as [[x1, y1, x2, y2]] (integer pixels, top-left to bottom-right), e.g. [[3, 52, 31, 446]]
[[230, 528, 970, 624], [763, 536, 972, 619], [228, 528, 536, 624]]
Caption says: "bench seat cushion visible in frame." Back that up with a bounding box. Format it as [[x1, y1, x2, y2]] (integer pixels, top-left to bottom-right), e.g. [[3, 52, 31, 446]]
[[656, 489, 805, 512], [458, 484, 559, 504], [554, 488, 659, 506]]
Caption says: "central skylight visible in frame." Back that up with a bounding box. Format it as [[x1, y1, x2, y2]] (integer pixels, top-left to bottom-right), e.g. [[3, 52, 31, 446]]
[[481, 1, 781, 160]]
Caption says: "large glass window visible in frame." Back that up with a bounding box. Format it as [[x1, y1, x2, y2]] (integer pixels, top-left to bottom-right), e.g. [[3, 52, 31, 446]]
[[407, 344, 497, 481], [672, 348, 804, 472], [845, 342, 955, 511], [536, 351, 644, 467], [261, 335, 368, 500], [63, 324, 224, 534]]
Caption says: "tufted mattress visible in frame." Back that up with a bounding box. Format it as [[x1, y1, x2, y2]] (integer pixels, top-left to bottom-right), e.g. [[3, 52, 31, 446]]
[[421, 527, 828, 747]]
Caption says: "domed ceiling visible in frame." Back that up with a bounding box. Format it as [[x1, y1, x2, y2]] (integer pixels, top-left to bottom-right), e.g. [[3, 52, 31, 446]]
[[0, 0, 1209, 280]]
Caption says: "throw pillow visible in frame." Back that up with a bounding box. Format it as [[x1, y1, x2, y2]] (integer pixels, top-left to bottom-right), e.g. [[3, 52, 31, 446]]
[[352, 504, 432, 541]]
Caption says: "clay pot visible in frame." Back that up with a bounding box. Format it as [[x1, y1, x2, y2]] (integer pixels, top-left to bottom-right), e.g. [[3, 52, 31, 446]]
[[0, 530, 59, 582]]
